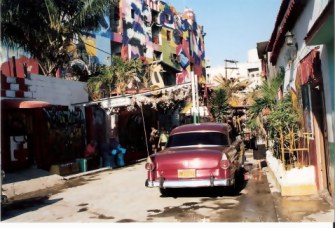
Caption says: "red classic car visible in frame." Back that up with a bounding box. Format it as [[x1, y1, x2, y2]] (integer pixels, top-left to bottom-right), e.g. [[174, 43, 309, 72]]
[[145, 123, 246, 195]]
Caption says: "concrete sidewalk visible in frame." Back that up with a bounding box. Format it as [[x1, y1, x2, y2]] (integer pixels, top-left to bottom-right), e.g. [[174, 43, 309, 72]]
[[2, 167, 110, 201], [245, 148, 334, 222]]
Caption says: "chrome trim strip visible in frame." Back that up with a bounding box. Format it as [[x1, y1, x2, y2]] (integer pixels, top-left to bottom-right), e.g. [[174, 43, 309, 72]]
[[145, 178, 234, 188]]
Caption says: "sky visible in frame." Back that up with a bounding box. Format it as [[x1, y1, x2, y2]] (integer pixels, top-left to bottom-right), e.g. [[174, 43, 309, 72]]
[[164, 0, 282, 67]]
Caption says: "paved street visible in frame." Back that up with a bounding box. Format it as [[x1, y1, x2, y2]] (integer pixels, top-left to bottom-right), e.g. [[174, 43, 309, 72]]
[[1, 163, 274, 222], [1, 151, 333, 222]]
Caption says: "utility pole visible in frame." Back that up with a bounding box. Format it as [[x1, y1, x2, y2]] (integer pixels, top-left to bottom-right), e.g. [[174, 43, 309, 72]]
[[194, 73, 200, 122], [224, 59, 239, 79], [191, 71, 197, 123]]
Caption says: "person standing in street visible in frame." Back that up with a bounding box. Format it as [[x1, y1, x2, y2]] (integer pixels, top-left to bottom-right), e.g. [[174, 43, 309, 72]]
[[84, 140, 99, 170], [158, 128, 168, 151], [101, 139, 112, 168], [110, 137, 126, 167], [84, 140, 96, 157], [149, 127, 159, 154]]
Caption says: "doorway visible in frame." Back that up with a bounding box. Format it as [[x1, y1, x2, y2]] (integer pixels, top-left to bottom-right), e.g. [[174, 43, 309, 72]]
[[310, 84, 332, 197]]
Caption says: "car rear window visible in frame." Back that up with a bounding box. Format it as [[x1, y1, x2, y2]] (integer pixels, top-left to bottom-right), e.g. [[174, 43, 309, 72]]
[[166, 132, 229, 147]]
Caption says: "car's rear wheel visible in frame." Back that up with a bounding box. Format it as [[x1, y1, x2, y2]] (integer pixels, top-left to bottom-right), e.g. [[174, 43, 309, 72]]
[[229, 168, 246, 195]]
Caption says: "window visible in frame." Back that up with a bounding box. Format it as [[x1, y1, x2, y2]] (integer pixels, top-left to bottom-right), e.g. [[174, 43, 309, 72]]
[[301, 85, 313, 134], [165, 14, 171, 22], [166, 132, 229, 147], [131, 9, 135, 19], [154, 51, 162, 60], [113, 7, 120, 20], [167, 30, 171, 41], [248, 68, 259, 73]]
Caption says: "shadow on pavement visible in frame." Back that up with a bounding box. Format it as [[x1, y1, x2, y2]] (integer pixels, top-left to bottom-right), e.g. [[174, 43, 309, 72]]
[[159, 168, 249, 198], [1, 197, 63, 221]]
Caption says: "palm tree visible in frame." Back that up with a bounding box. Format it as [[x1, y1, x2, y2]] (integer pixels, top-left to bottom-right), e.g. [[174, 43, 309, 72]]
[[213, 73, 252, 109], [248, 73, 284, 120], [213, 74, 250, 98], [209, 88, 230, 123], [112, 56, 142, 95], [1, 0, 110, 76], [246, 71, 286, 152], [86, 56, 143, 100], [86, 65, 114, 100]]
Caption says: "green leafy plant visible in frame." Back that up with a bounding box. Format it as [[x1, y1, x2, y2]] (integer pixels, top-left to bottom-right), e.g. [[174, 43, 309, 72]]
[[112, 56, 142, 95], [213, 74, 250, 98], [86, 56, 144, 100], [246, 72, 284, 134], [266, 94, 300, 158], [86, 65, 114, 100], [209, 88, 230, 122]]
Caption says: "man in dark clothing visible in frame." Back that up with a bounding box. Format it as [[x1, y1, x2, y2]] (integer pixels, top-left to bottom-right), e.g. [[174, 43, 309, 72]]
[[101, 140, 114, 168], [109, 138, 126, 167]]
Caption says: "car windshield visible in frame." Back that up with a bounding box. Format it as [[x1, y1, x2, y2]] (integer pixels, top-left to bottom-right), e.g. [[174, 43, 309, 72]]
[[166, 132, 229, 147]]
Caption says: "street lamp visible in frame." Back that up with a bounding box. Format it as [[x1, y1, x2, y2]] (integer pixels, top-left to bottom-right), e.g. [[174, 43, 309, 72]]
[[285, 31, 295, 46], [285, 31, 298, 62]]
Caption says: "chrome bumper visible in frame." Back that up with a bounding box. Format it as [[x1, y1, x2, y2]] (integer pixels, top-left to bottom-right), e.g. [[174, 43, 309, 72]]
[[145, 178, 234, 188]]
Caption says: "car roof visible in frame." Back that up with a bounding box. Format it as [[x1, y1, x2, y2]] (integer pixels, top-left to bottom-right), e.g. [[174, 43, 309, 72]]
[[170, 123, 230, 135]]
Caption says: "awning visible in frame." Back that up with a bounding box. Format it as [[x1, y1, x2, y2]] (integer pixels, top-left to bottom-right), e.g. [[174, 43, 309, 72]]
[[299, 49, 321, 85], [72, 82, 191, 107], [1, 99, 50, 109]]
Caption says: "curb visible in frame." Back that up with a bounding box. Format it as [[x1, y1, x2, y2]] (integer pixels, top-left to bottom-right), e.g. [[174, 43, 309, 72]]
[[62, 167, 111, 180]]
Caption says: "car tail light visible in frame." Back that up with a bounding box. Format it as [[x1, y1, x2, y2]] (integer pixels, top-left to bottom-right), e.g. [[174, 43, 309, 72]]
[[145, 162, 155, 171], [220, 153, 230, 169], [145, 157, 155, 171]]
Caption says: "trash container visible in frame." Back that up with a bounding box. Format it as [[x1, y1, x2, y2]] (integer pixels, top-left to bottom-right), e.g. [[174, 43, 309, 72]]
[[76, 158, 87, 172]]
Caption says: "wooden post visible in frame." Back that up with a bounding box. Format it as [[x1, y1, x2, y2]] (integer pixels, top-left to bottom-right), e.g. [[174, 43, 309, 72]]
[[12, 56, 17, 77], [280, 128, 285, 169]]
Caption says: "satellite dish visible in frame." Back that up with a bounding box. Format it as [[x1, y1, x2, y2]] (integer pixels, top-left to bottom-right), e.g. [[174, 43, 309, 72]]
[[70, 59, 89, 75]]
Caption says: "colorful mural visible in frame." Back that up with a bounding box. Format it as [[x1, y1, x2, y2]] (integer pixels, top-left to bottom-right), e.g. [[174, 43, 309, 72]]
[[43, 106, 86, 164], [86, 0, 206, 85], [158, 1, 206, 82]]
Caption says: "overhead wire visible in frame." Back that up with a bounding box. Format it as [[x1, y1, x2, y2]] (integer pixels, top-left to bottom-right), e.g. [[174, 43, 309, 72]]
[[72, 35, 112, 56]]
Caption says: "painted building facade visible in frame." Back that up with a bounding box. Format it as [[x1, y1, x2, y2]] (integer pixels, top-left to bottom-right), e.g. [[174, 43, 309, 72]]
[[259, 0, 334, 203], [80, 0, 206, 87]]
